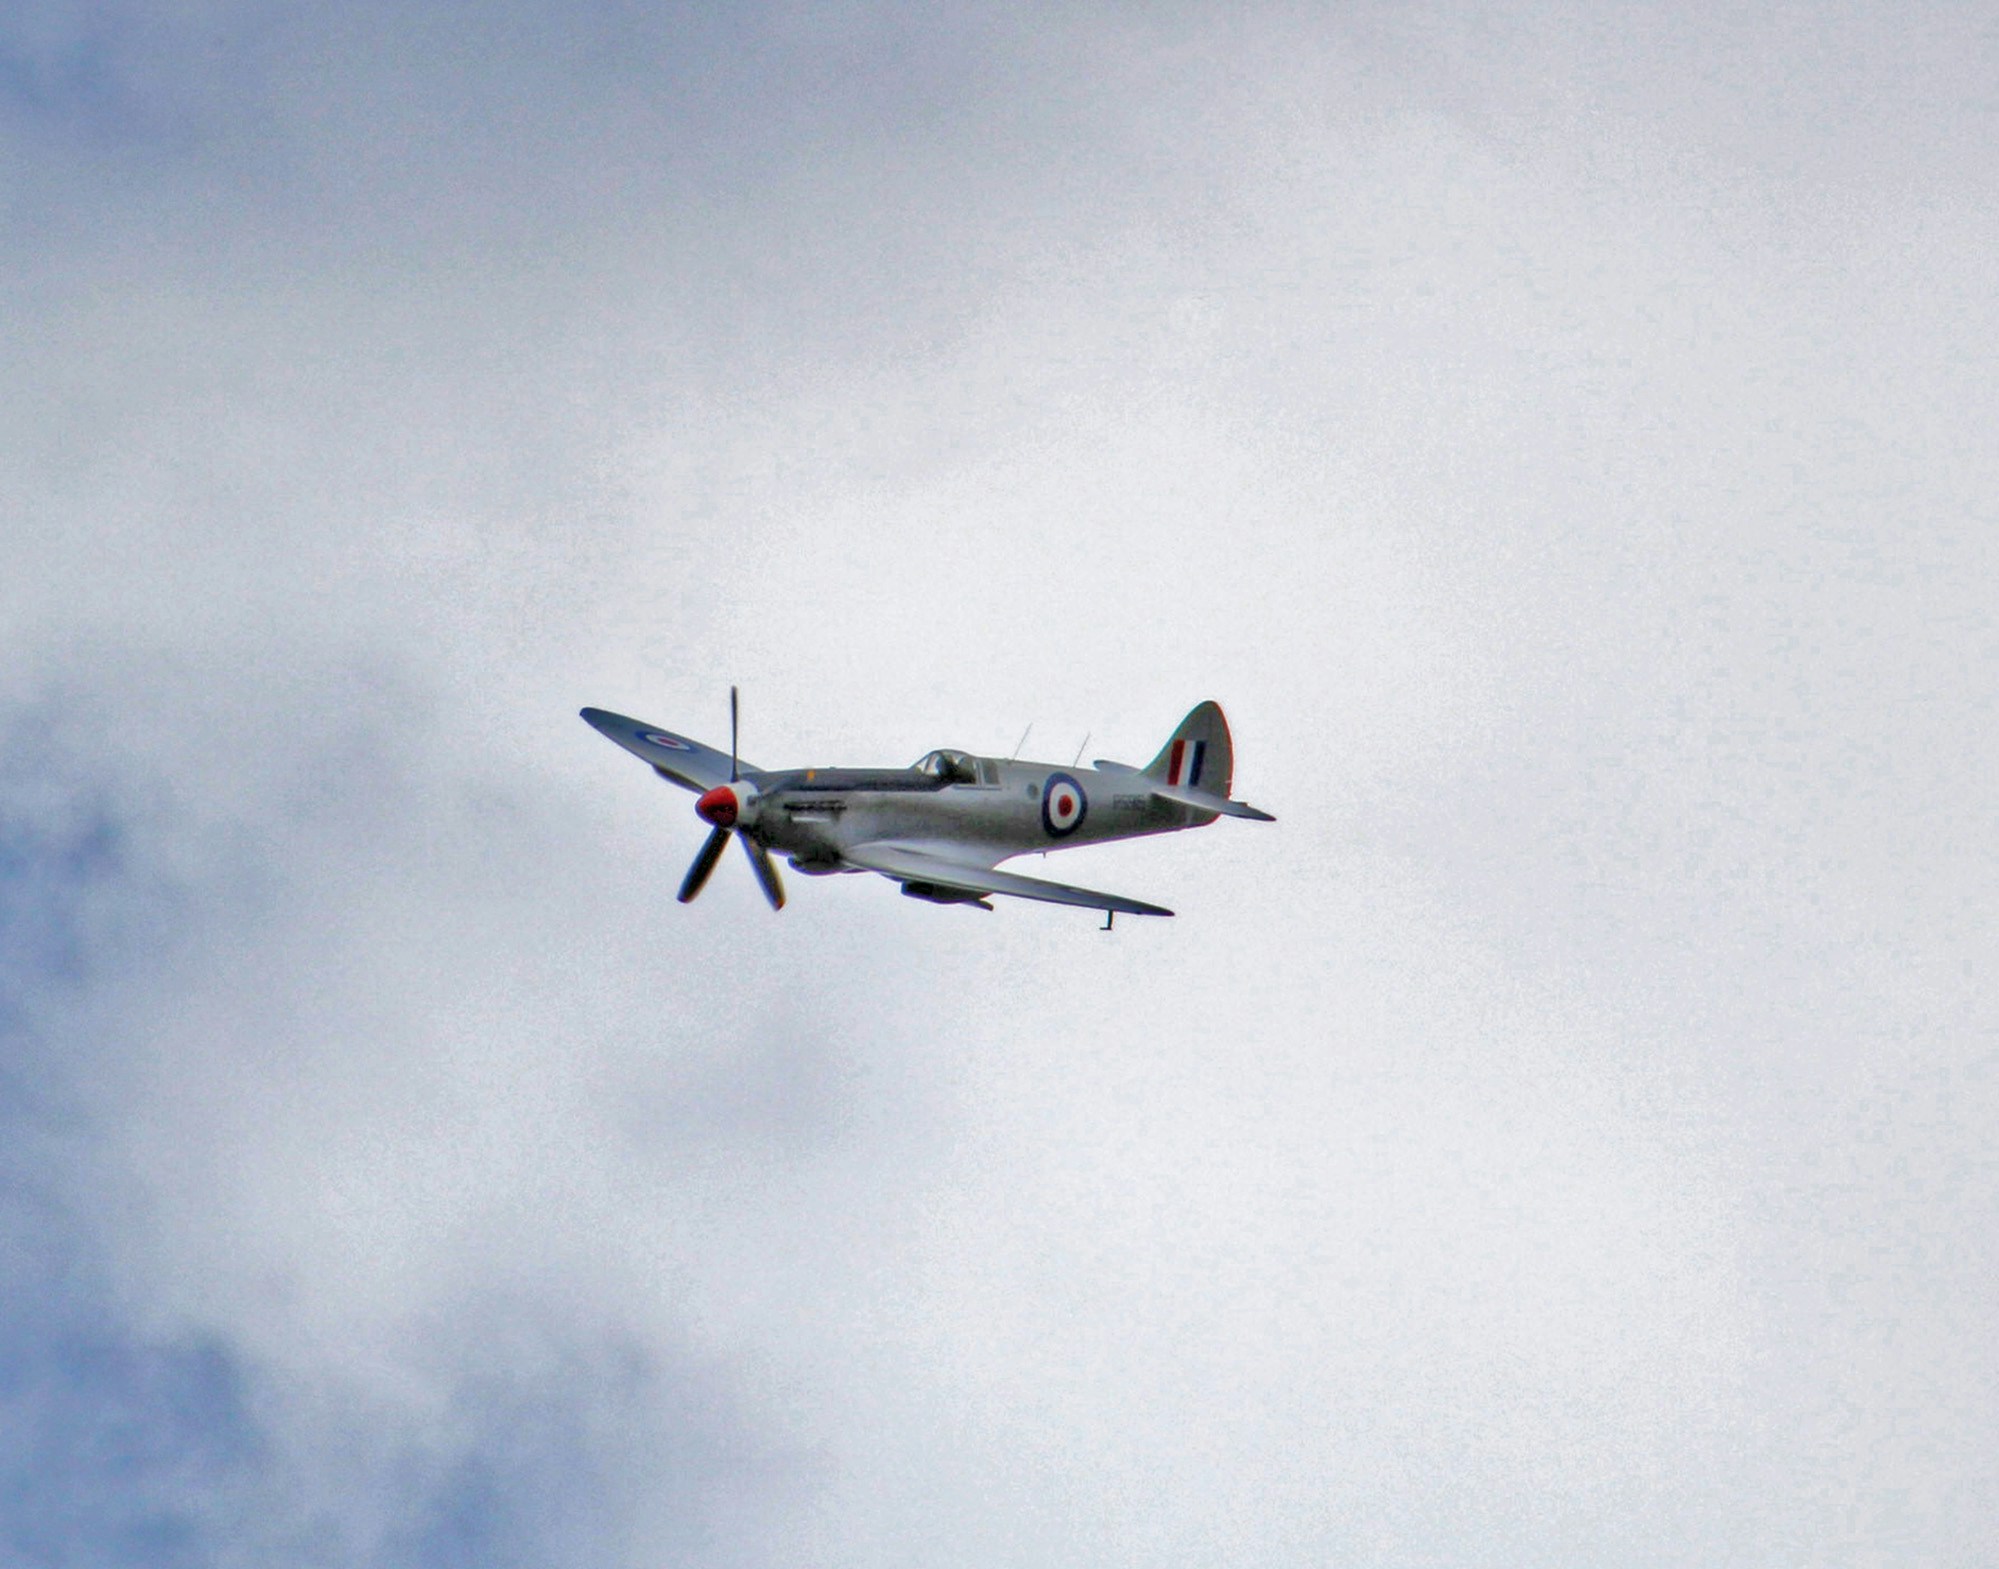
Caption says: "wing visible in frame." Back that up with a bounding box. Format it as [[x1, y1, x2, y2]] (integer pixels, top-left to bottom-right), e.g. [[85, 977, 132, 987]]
[[841, 842, 1173, 918], [1091, 760, 1274, 821], [580, 707, 756, 794]]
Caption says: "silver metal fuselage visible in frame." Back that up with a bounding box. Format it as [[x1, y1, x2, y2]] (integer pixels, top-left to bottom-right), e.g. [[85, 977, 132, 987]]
[[746, 756, 1211, 873]]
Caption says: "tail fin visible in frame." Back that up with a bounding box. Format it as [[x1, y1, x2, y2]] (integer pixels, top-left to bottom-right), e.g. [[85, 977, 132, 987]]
[[1144, 701, 1234, 798]]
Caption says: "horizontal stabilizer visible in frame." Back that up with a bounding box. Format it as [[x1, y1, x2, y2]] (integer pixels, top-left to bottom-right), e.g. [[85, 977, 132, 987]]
[[1094, 760, 1274, 821], [1145, 780, 1275, 821], [841, 842, 1173, 918]]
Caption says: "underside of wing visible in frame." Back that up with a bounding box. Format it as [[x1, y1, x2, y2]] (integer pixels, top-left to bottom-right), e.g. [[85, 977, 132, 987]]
[[580, 707, 755, 793], [840, 842, 1174, 918]]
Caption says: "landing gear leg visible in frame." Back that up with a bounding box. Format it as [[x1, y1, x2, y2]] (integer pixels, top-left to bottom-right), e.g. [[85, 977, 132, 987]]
[[1101, 910, 1115, 931]]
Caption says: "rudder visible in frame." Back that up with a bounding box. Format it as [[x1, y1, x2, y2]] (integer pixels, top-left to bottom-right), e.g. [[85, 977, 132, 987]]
[[1144, 701, 1234, 798]]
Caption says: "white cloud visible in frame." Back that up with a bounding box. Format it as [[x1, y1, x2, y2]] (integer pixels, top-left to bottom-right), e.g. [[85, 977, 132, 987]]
[[5, 4, 1996, 1564]]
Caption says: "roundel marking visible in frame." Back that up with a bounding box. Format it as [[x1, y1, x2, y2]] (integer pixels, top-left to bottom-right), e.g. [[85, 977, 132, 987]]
[[1041, 772, 1088, 838], [640, 730, 696, 752]]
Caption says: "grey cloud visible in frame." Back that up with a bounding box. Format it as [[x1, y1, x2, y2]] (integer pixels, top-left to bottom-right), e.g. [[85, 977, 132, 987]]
[[1, 689, 816, 1566], [6, 4, 1998, 1565]]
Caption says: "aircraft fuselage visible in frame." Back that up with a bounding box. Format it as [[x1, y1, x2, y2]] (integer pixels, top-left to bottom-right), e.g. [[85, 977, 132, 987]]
[[742, 755, 1208, 871]]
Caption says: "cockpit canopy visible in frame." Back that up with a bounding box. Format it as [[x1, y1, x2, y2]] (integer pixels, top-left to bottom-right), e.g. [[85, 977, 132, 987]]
[[912, 748, 979, 784]]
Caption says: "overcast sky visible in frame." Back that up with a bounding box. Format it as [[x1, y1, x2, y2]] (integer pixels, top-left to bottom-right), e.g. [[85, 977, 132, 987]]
[[4, 3, 1997, 1564]]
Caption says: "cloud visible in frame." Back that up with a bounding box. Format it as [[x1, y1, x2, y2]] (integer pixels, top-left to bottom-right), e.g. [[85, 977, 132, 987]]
[[5, 3, 1998, 1564], [1, 684, 818, 1565]]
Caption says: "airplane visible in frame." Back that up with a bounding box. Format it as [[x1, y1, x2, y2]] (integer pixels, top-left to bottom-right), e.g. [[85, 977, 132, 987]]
[[579, 692, 1273, 923]]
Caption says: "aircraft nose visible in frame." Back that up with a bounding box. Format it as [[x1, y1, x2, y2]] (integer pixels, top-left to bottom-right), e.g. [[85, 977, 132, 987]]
[[695, 785, 739, 828]]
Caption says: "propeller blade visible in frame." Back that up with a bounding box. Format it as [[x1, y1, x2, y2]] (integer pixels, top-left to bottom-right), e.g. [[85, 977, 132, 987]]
[[739, 831, 786, 910], [729, 684, 739, 782], [677, 825, 731, 904]]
